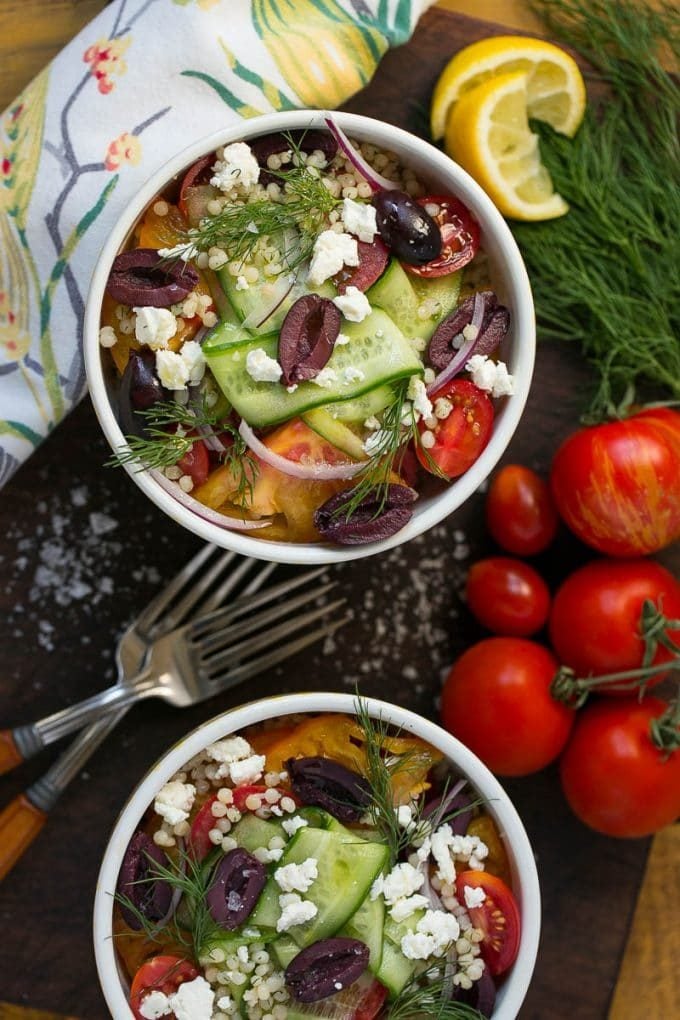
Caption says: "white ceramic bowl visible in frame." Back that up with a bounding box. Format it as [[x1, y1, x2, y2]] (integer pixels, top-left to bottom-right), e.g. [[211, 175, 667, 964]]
[[85, 111, 535, 565], [93, 692, 540, 1019]]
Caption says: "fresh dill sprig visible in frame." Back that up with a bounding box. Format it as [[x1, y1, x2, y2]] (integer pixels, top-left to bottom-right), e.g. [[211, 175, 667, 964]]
[[388, 970, 486, 1020], [511, 0, 680, 420], [107, 400, 258, 505]]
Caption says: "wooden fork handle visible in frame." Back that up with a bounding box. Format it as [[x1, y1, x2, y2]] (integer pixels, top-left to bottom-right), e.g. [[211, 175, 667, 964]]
[[0, 729, 24, 776], [0, 794, 47, 881]]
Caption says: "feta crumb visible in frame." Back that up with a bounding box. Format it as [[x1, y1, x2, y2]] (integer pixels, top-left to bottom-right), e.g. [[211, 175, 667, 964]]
[[371, 862, 424, 904], [275, 857, 319, 893], [463, 885, 487, 910], [341, 366, 365, 385], [134, 307, 177, 349], [312, 366, 338, 388], [407, 376, 433, 420], [332, 286, 371, 323], [235, 275, 250, 291], [157, 243, 197, 263], [229, 753, 266, 786], [276, 892, 318, 933], [154, 781, 196, 827], [308, 230, 359, 286], [341, 197, 378, 242], [139, 991, 172, 1019], [401, 909, 460, 960], [180, 340, 206, 386], [254, 846, 284, 864], [364, 415, 381, 431], [335, 332, 351, 346], [246, 348, 283, 383], [98, 325, 117, 348], [389, 894, 431, 923], [431, 824, 457, 884], [465, 354, 515, 398], [363, 429, 389, 456], [205, 736, 253, 763], [155, 349, 189, 390], [282, 815, 309, 838], [168, 975, 214, 1020], [211, 142, 260, 192]]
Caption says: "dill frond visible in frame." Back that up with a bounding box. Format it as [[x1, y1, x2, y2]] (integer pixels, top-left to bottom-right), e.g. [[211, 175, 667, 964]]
[[388, 970, 486, 1020]]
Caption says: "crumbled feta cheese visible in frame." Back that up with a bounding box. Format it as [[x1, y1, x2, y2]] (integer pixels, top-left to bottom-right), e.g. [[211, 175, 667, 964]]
[[211, 142, 260, 192], [157, 242, 197, 263], [139, 991, 172, 1019], [308, 230, 358, 286], [312, 366, 338, 388], [463, 885, 487, 910], [282, 815, 309, 838], [335, 332, 351, 346], [134, 306, 177, 349], [168, 975, 214, 1020], [235, 275, 249, 291], [246, 347, 283, 383], [364, 415, 381, 431], [431, 824, 457, 884], [407, 376, 433, 420], [98, 325, 117, 348], [155, 349, 189, 390], [371, 862, 424, 904], [277, 892, 318, 933], [229, 754, 266, 786], [332, 286, 371, 323], [341, 197, 378, 242], [416, 836, 432, 863], [154, 781, 196, 827], [389, 894, 431, 923], [400, 909, 460, 960], [254, 846, 284, 864], [180, 340, 206, 386], [206, 736, 253, 763], [341, 366, 365, 385], [275, 857, 319, 893], [363, 429, 389, 456], [465, 354, 515, 398]]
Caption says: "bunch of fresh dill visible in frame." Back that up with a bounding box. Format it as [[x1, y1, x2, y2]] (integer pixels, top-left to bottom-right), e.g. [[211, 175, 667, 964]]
[[512, 0, 680, 420]]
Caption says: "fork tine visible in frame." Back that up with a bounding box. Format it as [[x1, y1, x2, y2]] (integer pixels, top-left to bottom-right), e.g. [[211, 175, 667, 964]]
[[151, 549, 239, 634], [205, 613, 351, 693], [241, 561, 276, 598], [134, 543, 217, 638], [197, 583, 338, 658], [201, 598, 346, 676], [191, 567, 327, 638], [198, 556, 264, 615]]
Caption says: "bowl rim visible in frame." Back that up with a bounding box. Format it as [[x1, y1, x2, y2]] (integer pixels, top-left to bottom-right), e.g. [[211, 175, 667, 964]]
[[84, 109, 535, 565], [93, 691, 540, 1020]]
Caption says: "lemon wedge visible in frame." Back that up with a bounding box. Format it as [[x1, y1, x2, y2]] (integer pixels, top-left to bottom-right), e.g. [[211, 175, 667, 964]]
[[431, 34, 586, 142], [445, 69, 570, 221]]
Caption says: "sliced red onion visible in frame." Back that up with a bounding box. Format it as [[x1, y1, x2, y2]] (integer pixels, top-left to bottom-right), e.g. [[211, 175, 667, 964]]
[[324, 114, 398, 193], [241, 274, 296, 330], [192, 326, 209, 347], [238, 420, 365, 481], [151, 469, 271, 531], [426, 291, 486, 396], [419, 861, 445, 912]]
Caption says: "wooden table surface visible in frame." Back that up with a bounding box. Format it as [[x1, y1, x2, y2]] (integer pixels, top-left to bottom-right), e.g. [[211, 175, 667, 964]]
[[0, 2, 677, 1019]]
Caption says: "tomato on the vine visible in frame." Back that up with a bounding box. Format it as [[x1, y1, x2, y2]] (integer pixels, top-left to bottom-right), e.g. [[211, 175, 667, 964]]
[[550, 407, 680, 556], [130, 955, 199, 1020], [549, 558, 680, 691], [404, 195, 480, 277], [486, 464, 558, 555], [417, 379, 493, 479], [559, 697, 680, 837], [455, 871, 520, 976], [440, 637, 574, 776], [466, 557, 550, 637]]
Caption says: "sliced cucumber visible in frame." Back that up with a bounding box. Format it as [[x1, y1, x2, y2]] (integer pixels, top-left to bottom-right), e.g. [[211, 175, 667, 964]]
[[218, 267, 335, 336], [272, 934, 300, 969], [411, 269, 462, 324], [367, 259, 462, 341], [326, 385, 394, 423], [340, 890, 384, 971], [204, 309, 422, 428], [231, 813, 286, 853], [302, 408, 366, 460], [375, 938, 417, 997]]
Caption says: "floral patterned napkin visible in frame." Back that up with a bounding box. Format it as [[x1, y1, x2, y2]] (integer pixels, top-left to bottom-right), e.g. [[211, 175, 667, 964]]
[[0, 0, 435, 485]]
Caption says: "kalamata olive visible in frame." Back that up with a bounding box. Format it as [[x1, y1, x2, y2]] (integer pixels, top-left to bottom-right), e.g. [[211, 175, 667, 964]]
[[287, 756, 372, 823], [118, 349, 166, 437], [428, 291, 510, 372], [106, 248, 198, 307], [285, 938, 369, 1002], [455, 968, 497, 1017], [335, 238, 390, 294], [279, 294, 341, 385], [372, 189, 442, 265], [116, 831, 172, 930], [422, 789, 473, 836], [314, 484, 418, 546], [250, 130, 338, 183], [205, 848, 266, 929]]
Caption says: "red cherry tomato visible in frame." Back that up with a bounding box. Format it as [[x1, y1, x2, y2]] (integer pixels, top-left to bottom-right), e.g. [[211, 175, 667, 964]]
[[335, 237, 389, 293], [178, 153, 215, 217], [130, 955, 199, 1020], [417, 379, 494, 479], [549, 558, 680, 692], [550, 408, 680, 556], [177, 436, 210, 487], [351, 977, 388, 1020], [466, 557, 551, 637], [486, 464, 558, 555], [559, 697, 680, 837], [440, 637, 574, 776], [187, 795, 219, 860], [404, 195, 480, 277], [455, 871, 521, 976]]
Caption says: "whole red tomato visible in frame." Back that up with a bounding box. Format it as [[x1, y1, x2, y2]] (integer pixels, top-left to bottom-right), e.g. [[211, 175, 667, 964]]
[[466, 557, 550, 637], [559, 697, 680, 837], [486, 465, 558, 556], [550, 408, 680, 556], [549, 559, 680, 691], [440, 637, 574, 776]]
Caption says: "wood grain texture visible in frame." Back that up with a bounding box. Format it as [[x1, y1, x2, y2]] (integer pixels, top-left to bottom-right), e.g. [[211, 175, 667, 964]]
[[0, 794, 46, 883]]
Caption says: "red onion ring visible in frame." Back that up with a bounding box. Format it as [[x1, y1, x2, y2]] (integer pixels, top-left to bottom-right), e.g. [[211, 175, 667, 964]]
[[426, 292, 486, 396], [238, 420, 365, 481], [324, 114, 398, 193], [151, 469, 271, 531]]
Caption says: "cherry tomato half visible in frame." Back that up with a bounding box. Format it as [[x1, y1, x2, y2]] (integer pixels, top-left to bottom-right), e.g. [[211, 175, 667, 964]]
[[130, 955, 199, 1020], [187, 795, 219, 860], [335, 237, 389, 293], [177, 436, 210, 487], [466, 557, 551, 637], [405, 195, 480, 278], [559, 697, 680, 837], [417, 379, 494, 479], [549, 558, 680, 691], [455, 871, 521, 976], [486, 464, 558, 556], [550, 407, 680, 556], [441, 637, 574, 776]]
